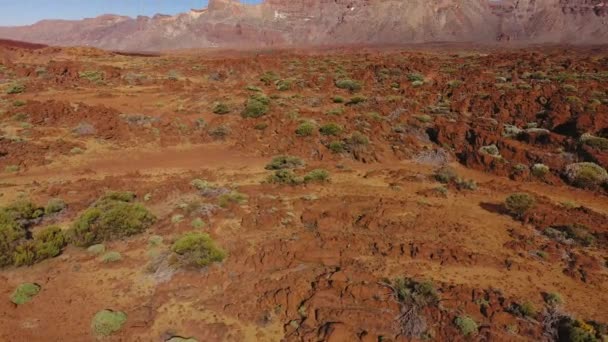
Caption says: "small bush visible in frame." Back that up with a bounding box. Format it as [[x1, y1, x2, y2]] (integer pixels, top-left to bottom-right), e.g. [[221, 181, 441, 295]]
[[217, 191, 247, 208], [505, 193, 536, 217], [544, 292, 563, 306], [276, 79, 293, 91], [564, 162, 608, 189], [532, 164, 550, 178], [326, 107, 344, 116], [265, 156, 305, 170], [6, 83, 25, 94], [518, 301, 537, 318], [391, 278, 439, 307], [304, 169, 330, 183], [408, 73, 425, 82], [411, 80, 425, 87], [13, 226, 67, 266], [479, 144, 501, 157], [68, 195, 155, 247], [91, 310, 127, 337], [171, 231, 226, 267], [454, 315, 478, 336], [335, 79, 361, 92], [242, 95, 270, 118], [191, 179, 210, 191], [296, 121, 315, 137], [455, 178, 477, 191], [87, 244, 106, 255], [346, 96, 367, 106], [558, 224, 596, 246], [435, 167, 457, 184], [348, 131, 369, 146], [580, 134, 608, 151], [79, 71, 104, 83], [191, 218, 205, 229], [268, 170, 303, 186], [329, 141, 345, 153], [560, 319, 599, 342], [171, 214, 184, 224], [260, 71, 279, 85], [208, 125, 230, 139], [101, 251, 122, 263], [4, 165, 19, 173], [212, 102, 230, 115], [332, 96, 344, 103], [45, 198, 66, 215], [10, 282, 41, 305], [319, 123, 343, 136]]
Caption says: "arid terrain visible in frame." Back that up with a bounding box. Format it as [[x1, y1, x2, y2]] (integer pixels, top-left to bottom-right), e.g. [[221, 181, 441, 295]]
[[0, 40, 607, 341]]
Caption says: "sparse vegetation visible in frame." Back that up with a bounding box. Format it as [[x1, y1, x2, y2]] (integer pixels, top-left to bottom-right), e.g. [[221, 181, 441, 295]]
[[319, 123, 343, 136], [79, 70, 104, 83], [10, 282, 41, 305], [171, 231, 226, 267], [454, 315, 478, 336], [101, 251, 122, 263], [91, 310, 127, 337], [45, 198, 66, 215], [303, 169, 330, 183], [505, 193, 536, 217], [212, 102, 230, 115], [242, 94, 270, 118], [564, 162, 608, 189], [265, 155, 305, 170], [328, 140, 345, 153], [268, 169, 303, 185], [296, 121, 315, 136], [335, 79, 361, 92], [217, 191, 247, 208], [68, 193, 155, 247]]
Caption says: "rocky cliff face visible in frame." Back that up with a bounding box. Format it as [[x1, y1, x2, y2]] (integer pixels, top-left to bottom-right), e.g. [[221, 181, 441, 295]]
[[0, 0, 606, 51]]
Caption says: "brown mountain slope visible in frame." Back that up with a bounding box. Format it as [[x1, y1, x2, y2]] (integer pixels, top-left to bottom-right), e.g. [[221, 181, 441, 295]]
[[0, 0, 606, 51]]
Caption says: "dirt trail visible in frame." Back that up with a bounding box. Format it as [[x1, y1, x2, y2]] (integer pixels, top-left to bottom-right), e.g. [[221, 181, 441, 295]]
[[0, 143, 267, 185]]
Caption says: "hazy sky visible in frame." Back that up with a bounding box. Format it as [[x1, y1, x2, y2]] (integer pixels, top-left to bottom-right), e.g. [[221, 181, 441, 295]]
[[0, 0, 263, 26]]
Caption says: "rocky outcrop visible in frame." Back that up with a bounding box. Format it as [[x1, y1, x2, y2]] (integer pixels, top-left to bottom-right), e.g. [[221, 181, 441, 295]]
[[0, 0, 606, 51]]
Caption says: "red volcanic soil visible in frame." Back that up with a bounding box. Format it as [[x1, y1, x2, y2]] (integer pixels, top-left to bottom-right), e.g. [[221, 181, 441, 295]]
[[0, 42, 606, 342], [0, 38, 47, 50]]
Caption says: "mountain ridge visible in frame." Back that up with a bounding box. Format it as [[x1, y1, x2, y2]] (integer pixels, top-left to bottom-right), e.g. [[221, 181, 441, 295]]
[[0, 0, 606, 51]]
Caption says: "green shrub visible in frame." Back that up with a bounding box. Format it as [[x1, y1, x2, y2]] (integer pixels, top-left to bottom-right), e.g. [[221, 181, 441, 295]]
[[79, 71, 104, 83], [348, 131, 369, 146], [544, 292, 563, 306], [68, 195, 155, 247], [346, 96, 367, 106], [518, 301, 537, 318], [435, 167, 457, 184], [332, 96, 345, 103], [242, 95, 270, 118], [191, 218, 205, 229], [14, 226, 66, 266], [4, 165, 19, 173], [254, 123, 268, 130], [296, 121, 315, 137], [217, 191, 247, 208], [171, 231, 226, 267], [335, 79, 361, 92], [45, 198, 66, 215], [454, 315, 478, 336], [559, 224, 596, 246], [455, 178, 477, 191], [565, 162, 608, 189], [580, 134, 608, 151], [0, 201, 45, 267], [10, 282, 41, 305], [319, 123, 343, 136], [260, 71, 279, 86], [326, 107, 344, 116], [505, 193, 536, 217], [6, 83, 25, 94], [99, 191, 136, 203], [329, 141, 345, 153], [265, 155, 305, 170], [101, 251, 122, 263], [408, 73, 425, 82], [148, 235, 163, 247], [479, 144, 501, 157], [91, 310, 127, 337], [212, 102, 230, 115], [561, 320, 599, 342], [276, 79, 293, 91], [268, 170, 303, 186], [415, 115, 432, 123], [532, 164, 550, 178], [171, 214, 184, 224], [411, 80, 425, 87], [304, 169, 330, 183], [191, 179, 211, 191], [391, 277, 439, 307], [87, 244, 106, 255]]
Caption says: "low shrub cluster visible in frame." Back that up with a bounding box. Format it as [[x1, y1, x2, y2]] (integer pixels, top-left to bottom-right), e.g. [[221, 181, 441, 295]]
[[564, 162, 608, 189], [265, 155, 305, 170], [504, 193, 536, 218], [171, 231, 226, 268], [68, 192, 155, 247], [242, 94, 270, 118]]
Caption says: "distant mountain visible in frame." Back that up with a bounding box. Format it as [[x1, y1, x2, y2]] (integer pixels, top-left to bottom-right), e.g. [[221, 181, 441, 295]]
[[0, 0, 606, 51]]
